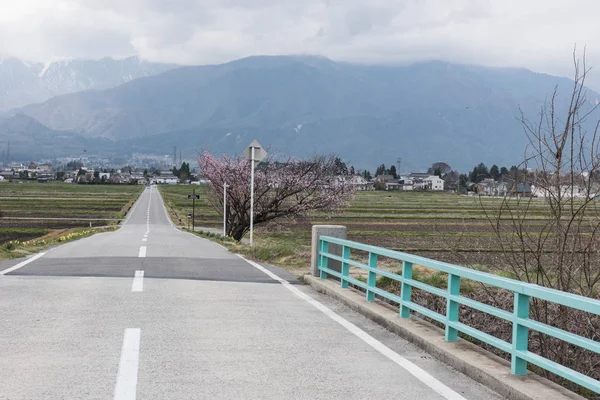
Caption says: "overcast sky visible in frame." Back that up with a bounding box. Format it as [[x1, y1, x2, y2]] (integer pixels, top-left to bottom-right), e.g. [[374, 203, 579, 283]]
[[1, 0, 600, 87]]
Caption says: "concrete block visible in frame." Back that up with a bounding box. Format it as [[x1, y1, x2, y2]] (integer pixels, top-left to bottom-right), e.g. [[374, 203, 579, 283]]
[[310, 225, 347, 276]]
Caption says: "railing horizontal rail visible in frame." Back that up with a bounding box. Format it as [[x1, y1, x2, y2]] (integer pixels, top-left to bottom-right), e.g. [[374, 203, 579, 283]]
[[518, 351, 600, 393], [450, 295, 513, 321], [322, 249, 516, 321], [449, 321, 513, 354], [321, 236, 600, 315], [404, 277, 447, 298], [402, 301, 446, 324], [517, 319, 600, 354], [317, 235, 600, 394]]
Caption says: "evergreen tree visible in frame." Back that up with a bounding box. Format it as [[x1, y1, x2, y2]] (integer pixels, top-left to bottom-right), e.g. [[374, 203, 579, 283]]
[[490, 165, 500, 181], [333, 157, 348, 175], [389, 165, 397, 179]]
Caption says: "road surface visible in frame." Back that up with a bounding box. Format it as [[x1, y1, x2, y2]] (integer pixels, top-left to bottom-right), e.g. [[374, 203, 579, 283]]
[[0, 186, 504, 399]]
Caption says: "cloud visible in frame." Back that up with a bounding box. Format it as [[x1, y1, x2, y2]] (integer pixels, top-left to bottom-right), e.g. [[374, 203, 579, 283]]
[[1, 0, 599, 86]]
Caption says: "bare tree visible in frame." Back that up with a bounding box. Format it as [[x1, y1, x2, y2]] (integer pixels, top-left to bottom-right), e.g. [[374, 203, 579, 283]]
[[481, 47, 600, 382]]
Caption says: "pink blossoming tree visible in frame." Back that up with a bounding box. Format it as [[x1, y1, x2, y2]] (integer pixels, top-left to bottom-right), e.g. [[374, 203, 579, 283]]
[[198, 151, 355, 241]]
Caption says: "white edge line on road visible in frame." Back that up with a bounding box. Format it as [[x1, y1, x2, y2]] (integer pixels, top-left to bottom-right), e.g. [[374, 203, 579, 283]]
[[0, 252, 46, 275], [156, 187, 176, 227], [138, 246, 146, 258], [236, 254, 467, 400], [122, 189, 146, 226], [113, 328, 141, 400], [178, 227, 228, 250], [131, 270, 144, 292]]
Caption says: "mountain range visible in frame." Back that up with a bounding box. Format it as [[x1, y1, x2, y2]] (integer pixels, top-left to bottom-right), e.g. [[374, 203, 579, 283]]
[[0, 56, 175, 111], [2, 55, 600, 171]]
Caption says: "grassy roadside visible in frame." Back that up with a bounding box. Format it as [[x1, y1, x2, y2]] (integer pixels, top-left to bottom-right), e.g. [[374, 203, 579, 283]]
[[0, 182, 144, 261], [0, 226, 119, 261], [183, 228, 312, 278]]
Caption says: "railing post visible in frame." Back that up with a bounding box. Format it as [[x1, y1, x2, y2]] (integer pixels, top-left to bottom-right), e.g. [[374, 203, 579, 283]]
[[445, 274, 461, 341], [341, 246, 350, 288], [311, 225, 347, 277], [511, 292, 530, 376], [400, 261, 413, 318], [319, 240, 329, 279], [366, 252, 378, 301]]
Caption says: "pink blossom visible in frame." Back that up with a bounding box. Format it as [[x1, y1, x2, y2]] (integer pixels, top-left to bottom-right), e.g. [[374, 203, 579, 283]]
[[198, 151, 355, 240]]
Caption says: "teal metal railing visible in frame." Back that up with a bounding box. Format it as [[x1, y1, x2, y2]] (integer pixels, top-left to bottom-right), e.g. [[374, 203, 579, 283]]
[[317, 236, 600, 394]]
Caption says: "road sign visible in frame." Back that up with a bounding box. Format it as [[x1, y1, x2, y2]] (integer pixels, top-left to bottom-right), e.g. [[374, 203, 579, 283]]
[[188, 194, 200, 199], [243, 140, 268, 162]]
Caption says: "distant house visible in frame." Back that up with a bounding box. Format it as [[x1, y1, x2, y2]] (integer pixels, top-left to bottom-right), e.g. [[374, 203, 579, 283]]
[[476, 179, 498, 196], [531, 184, 589, 199], [408, 172, 431, 180], [406, 173, 444, 191], [398, 177, 414, 191], [39, 164, 53, 172], [348, 176, 373, 191], [424, 175, 444, 191], [509, 183, 533, 197], [0, 171, 16, 179], [375, 174, 399, 190], [156, 175, 178, 184], [130, 174, 147, 184], [9, 163, 26, 171]]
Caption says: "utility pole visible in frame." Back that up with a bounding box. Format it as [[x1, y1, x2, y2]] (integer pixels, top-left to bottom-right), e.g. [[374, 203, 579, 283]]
[[192, 188, 196, 232], [396, 157, 402, 177], [188, 189, 199, 231], [173, 146, 177, 167]]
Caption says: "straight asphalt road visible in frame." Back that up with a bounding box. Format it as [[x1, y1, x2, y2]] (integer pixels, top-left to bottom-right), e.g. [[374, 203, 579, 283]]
[[0, 186, 505, 400]]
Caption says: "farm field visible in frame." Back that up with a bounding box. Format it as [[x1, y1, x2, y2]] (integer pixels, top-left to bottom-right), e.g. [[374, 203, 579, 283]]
[[158, 185, 596, 274], [0, 182, 143, 248]]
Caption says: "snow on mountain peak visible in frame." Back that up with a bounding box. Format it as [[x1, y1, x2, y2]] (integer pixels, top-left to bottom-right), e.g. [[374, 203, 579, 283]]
[[0, 56, 177, 111]]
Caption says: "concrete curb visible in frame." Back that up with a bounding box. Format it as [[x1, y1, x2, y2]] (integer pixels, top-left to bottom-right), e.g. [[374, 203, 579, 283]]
[[304, 275, 585, 400]]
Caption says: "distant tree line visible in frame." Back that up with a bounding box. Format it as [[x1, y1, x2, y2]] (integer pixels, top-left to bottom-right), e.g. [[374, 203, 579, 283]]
[[172, 162, 191, 182]]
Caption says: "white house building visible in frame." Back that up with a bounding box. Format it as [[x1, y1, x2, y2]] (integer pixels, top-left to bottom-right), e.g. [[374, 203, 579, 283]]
[[155, 175, 179, 184], [424, 175, 444, 191]]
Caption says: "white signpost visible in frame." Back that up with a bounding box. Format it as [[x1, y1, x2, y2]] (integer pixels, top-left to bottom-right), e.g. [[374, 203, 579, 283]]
[[243, 140, 268, 247], [223, 182, 229, 236]]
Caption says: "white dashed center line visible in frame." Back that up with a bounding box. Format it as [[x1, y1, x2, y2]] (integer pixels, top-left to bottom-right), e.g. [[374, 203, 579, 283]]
[[131, 270, 144, 292], [113, 328, 141, 400], [138, 246, 146, 258]]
